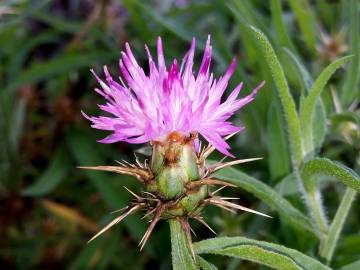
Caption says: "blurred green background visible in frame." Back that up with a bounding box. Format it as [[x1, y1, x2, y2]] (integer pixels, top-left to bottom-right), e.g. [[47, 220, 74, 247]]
[[0, 0, 359, 269]]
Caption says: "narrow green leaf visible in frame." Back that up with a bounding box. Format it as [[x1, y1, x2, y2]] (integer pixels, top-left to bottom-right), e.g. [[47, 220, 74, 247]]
[[282, 47, 312, 92], [70, 238, 104, 270], [132, 0, 226, 69], [282, 48, 328, 152], [341, 0, 360, 105], [339, 259, 360, 270], [169, 219, 198, 270], [300, 56, 353, 154], [214, 166, 313, 233], [302, 158, 360, 193], [312, 101, 327, 151], [248, 25, 303, 166], [275, 173, 297, 196], [271, 0, 296, 52], [7, 31, 61, 82], [32, 11, 81, 34], [5, 51, 114, 93], [9, 98, 26, 153], [320, 187, 356, 263], [194, 237, 331, 270], [287, 0, 317, 53], [229, 0, 269, 36], [267, 100, 291, 180], [196, 256, 218, 270], [22, 145, 71, 196], [0, 0, 52, 32]]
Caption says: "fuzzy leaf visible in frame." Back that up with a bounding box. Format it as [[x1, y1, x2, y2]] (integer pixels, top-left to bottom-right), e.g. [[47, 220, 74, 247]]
[[340, 259, 360, 270], [194, 237, 331, 270], [300, 56, 353, 154], [301, 158, 360, 193], [196, 256, 218, 270], [214, 166, 313, 233], [248, 25, 303, 166], [169, 219, 198, 270], [282, 47, 328, 154]]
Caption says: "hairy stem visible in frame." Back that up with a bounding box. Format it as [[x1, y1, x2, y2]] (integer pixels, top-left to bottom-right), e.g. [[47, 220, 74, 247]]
[[169, 219, 197, 270], [320, 187, 356, 263]]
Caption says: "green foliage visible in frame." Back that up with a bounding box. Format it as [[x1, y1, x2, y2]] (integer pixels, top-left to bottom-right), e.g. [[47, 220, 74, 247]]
[[341, 0, 360, 105], [194, 237, 331, 270], [214, 165, 313, 233], [248, 25, 303, 166], [1, 0, 359, 269], [301, 158, 360, 193], [300, 56, 353, 154], [22, 145, 72, 196]]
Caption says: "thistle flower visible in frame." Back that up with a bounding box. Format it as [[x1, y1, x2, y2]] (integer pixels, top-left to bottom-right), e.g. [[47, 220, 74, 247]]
[[83, 36, 264, 157], [81, 36, 267, 259]]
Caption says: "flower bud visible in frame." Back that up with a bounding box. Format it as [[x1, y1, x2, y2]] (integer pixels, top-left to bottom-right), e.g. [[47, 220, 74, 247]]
[[150, 132, 200, 200]]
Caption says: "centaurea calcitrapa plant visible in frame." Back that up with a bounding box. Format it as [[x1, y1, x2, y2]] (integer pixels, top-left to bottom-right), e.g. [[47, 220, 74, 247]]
[[81, 36, 267, 259]]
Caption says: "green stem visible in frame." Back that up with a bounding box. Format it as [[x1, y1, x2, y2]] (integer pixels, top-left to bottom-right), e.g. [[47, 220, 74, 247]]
[[307, 188, 329, 239], [320, 187, 357, 263], [169, 219, 197, 270]]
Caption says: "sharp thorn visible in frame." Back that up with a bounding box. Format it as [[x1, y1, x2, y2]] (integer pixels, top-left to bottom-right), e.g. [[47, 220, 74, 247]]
[[205, 199, 236, 214], [208, 157, 263, 174], [189, 224, 197, 237], [180, 218, 196, 262], [110, 206, 129, 214], [209, 198, 272, 218], [141, 191, 157, 198], [212, 186, 227, 195], [123, 186, 141, 200], [220, 197, 240, 200], [187, 178, 237, 189], [193, 216, 216, 235], [88, 204, 142, 243], [141, 208, 156, 220], [138, 205, 163, 250]]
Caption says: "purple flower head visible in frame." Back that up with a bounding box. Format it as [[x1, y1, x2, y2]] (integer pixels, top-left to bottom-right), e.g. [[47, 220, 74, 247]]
[[84, 36, 265, 156]]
